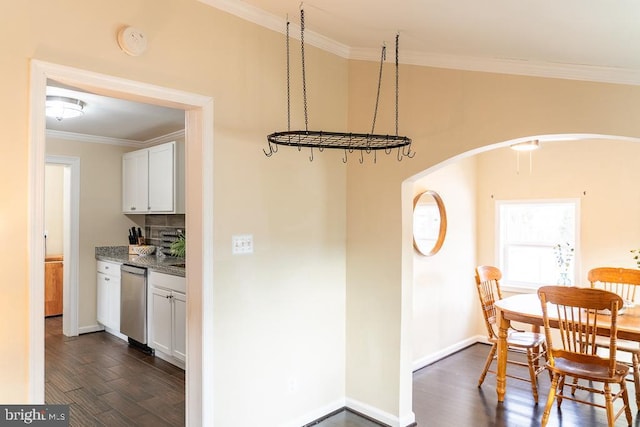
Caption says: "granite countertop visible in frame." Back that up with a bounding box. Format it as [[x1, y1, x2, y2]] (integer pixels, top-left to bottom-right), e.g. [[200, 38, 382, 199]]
[[95, 246, 186, 277]]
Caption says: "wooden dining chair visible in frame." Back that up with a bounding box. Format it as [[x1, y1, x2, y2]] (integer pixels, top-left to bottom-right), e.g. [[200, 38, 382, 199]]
[[474, 265, 547, 403], [538, 285, 632, 427], [589, 266, 640, 408]]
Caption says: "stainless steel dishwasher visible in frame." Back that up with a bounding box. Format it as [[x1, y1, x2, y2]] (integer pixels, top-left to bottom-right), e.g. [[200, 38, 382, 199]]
[[120, 264, 150, 351]]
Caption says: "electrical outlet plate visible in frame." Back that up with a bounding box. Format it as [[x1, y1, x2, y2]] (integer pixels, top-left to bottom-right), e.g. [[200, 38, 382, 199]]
[[232, 234, 253, 254]]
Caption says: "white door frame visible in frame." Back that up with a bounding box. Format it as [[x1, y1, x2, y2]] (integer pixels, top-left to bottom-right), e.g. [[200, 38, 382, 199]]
[[45, 156, 80, 337], [29, 60, 215, 426]]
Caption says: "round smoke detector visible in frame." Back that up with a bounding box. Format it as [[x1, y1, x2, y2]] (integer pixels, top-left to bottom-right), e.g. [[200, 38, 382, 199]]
[[117, 26, 148, 56]]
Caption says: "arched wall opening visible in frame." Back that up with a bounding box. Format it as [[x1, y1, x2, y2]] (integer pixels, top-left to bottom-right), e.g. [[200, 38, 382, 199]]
[[403, 133, 640, 418]]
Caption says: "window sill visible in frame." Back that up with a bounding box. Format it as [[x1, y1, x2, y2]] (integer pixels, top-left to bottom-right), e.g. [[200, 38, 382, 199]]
[[501, 284, 540, 294]]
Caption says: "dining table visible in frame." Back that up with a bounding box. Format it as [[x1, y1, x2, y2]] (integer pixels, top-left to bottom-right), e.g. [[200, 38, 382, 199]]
[[493, 291, 640, 403]]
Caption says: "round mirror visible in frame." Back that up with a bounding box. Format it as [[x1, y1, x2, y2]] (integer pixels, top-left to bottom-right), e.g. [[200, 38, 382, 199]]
[[412, 190, 447, 256]]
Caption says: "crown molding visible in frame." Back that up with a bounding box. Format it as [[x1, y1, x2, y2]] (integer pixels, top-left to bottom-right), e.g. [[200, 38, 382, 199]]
[[197, 0, 351, 58], [199, 0, 640, 86], [46, 129, 185, 147], [144, 129, 186, 145], [351, 47, 640, 86]]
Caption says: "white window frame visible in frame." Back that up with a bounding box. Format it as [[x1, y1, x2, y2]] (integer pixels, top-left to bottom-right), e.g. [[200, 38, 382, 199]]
[[495, 198, 580, 293]]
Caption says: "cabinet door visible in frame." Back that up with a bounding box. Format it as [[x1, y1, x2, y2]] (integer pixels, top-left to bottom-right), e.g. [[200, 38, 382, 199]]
[[109, 276, 121, 331], [149, 286, 172, 354], [45, 260, 63, 317], [96, 273, 109, 327], [122, 149, 149, 213], [172, 291, 186, 362], [148, 142, 174, 212]]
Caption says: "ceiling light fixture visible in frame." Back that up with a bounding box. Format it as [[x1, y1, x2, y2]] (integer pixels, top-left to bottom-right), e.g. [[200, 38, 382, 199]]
[[510, 139, 540, 151], [264, 8, 414, 163], [46, 96, 86, 121]]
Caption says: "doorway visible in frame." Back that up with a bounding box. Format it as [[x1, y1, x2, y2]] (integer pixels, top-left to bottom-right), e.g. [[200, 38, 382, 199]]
[[45, 156, 80, 337], [29, 60, 214, 425]]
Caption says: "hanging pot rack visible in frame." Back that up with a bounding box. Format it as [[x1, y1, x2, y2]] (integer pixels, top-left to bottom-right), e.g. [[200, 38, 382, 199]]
[[265, 8, 414, 163]]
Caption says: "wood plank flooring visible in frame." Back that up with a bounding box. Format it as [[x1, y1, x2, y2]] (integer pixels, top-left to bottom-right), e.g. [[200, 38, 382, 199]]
[[45, 316, 185, 426], [321, 343, 640, 427], [46, 319, 640, 426]]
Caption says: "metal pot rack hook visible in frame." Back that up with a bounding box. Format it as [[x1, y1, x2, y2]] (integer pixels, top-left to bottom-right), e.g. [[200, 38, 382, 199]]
[[263, 141, 278, 157], [401, 143, 415, 158], [342, 149, 348, 163], [403, 144, 416, 158]]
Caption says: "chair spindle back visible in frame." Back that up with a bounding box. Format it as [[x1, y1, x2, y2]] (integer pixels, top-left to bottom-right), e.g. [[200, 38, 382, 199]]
[[588, 267, 640, 304], [475, 266, 504, 340], [538, 286, 623, 376]]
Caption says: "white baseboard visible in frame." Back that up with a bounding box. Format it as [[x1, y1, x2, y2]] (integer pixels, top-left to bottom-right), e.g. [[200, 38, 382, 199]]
[[346, 397, 415, 427], [78, 324, 128, 343], [280, 399, 345, 427], [104, 326, 128, 342], [77, 324, 104, 335], [280, 337, 489, 427], [412, 335, 486, 372], [154, 349, 186, 370]]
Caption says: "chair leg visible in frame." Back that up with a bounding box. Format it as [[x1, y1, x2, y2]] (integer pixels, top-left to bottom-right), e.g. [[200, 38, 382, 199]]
[[557, 375, 566, 408], [541, 373, 559, 427], [543, 342, 552, 381], [621, 379, 633, 426], [478, 343, 497, 387], [632, 352, 640, 409], [570, 376, 579, 396], [525, 348, 539, 404], [604, 383, 614, 427]]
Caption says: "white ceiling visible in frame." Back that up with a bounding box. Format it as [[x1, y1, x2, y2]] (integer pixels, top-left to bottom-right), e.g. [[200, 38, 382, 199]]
[[48, 0, 640, 142], [46, 81, 185, 145], [205, 0, 640, 83]]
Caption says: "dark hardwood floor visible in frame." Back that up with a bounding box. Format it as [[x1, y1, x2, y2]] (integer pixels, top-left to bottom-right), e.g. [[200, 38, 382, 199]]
[[45, 316, 185, 426], [46, 319, 640, 426], [320, 343, 640, 427]]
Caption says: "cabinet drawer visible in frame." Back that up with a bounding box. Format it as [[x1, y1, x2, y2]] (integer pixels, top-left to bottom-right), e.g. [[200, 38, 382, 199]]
[[149, 270, 186, 293], [97, 260, 121, 277]]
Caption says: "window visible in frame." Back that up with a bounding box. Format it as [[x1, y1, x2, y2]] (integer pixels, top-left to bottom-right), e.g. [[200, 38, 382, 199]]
[[497, 199, 578, 290]]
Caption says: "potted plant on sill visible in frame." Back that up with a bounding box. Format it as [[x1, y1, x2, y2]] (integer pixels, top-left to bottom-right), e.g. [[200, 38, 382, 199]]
[[554, 242, 575, 285]]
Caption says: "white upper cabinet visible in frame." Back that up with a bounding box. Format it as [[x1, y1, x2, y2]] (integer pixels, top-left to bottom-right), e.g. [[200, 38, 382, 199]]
[[122, 149, 148, 213], [122, 141, 184, 214], [148, 143, 174, 212]]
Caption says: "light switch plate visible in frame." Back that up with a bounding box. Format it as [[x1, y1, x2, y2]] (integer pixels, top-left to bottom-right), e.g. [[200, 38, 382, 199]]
[[232, 234, 253, 254]]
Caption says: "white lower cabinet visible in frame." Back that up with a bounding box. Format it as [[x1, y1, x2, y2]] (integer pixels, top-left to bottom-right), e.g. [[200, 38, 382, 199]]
[[172, 291, 186, 361], [148, 271, 186, 368], [96, 260, 126, 341]]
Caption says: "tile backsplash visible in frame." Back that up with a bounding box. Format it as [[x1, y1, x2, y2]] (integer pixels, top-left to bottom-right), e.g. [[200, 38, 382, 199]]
[[144, 214, 185, 255]]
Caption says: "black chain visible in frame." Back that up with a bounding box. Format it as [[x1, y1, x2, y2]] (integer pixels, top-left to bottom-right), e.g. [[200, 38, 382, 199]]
[[286, 20, 291, 132], [370, 44, 386, 135], [395, 33, 399, 136], [300, 9, 309, 131]]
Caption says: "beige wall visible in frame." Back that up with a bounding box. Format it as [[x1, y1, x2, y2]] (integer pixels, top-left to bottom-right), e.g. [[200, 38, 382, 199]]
[[44, 165, 64, 256], [412, 157, 483, 367], [476, 138, 640, 285]]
